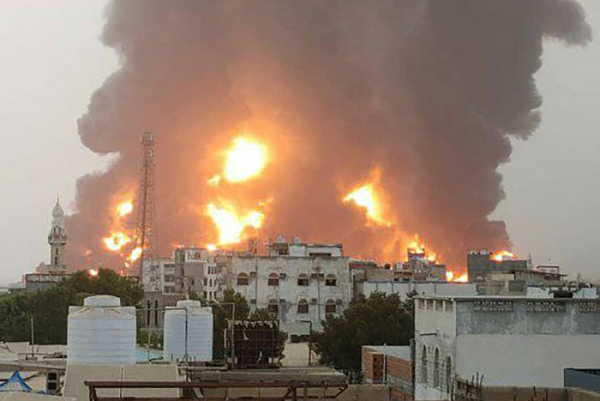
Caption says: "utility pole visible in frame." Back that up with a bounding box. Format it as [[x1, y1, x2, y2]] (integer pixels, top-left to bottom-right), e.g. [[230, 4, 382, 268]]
[[30, 316, 35, 359], [136, 132, 159, 290]]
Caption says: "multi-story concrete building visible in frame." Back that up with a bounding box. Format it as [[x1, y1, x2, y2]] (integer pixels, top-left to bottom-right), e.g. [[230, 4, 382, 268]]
[[397, 249, 446, 283], [467, 250, 529, 282], [172, 247, 225, 298], [225, 240, 352, 336], [414, 295, 600, 400], [142, 258, 177, 294]]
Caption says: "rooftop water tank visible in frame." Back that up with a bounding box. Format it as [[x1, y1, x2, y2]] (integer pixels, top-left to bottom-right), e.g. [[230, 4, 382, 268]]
[[67, 295, 136, 365], [164, 300, 213, 362]]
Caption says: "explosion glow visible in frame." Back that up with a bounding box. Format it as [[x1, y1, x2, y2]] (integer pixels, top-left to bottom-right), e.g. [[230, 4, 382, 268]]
[[128, 247, 142, 262], [223, 137, 268, 183], [88, 269, 99, 277], [206, 203, 264, 245], [66, 2, 591, 274], [446, 271, 468, 283], [103, 232, 131, 251], [344, 182, 390, 227], [492, 250, 515, 262], [116, 201, 134, 217]]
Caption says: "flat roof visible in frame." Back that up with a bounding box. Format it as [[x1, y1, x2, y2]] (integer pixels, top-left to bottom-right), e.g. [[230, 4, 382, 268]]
[[415, 295, 600, 302], [364, 345, 411, 360]]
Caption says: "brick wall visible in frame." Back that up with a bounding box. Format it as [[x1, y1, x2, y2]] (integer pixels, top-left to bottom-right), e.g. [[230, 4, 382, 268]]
[[362, 346, 414, 400], [362, 346, 384, 384], [387, 354, 414, 401]]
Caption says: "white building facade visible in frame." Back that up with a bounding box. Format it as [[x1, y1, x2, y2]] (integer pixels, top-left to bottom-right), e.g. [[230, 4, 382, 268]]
[[414, 296, 600, 400], [226, 246, 351, 336]]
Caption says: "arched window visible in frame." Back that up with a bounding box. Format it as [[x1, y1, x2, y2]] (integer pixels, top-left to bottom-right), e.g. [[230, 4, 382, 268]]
[[297, 299, 309, 314], [297, 273, 309, 286], [421, 346, 428, 384], [237, 273, 249, 286], [325, 299, 336, 314], [146, 299, 151, 324], [433, 348, 440, 388], [268, 273, 279, 286], [445, 356, 453, 393], [268, 299, 279, 314], [325, 274, 337, 286]]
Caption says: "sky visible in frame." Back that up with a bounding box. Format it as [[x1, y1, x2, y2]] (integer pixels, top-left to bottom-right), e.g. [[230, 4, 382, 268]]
[[0, 0, 598, 283]]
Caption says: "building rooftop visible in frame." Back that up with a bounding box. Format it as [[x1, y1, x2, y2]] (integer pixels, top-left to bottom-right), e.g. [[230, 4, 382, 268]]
[[414, 294, 600, 302], [364, 345, 411, 360]]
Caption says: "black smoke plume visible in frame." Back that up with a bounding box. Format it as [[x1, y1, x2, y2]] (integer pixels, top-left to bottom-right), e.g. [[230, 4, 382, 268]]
[[67, 0, 591, 269]]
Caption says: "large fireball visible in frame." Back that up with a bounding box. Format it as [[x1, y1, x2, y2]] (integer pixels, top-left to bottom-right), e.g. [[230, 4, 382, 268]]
[[223, 137, 268, 183], [206, 203, 264, 245]]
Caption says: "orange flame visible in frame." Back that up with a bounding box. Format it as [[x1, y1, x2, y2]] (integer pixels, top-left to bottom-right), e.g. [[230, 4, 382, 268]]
[[116, 201, 134, 217], [343, 182, 390, 227], [446, 270, 468, 283], [103, 232, 132, 251], [222, 136, 268, 183], [492, 250, 514, 262], [206, 202, 264, 245], [88, 269, 99, 277], [102, 192, 138, 264], [127, 247, 142, 262]]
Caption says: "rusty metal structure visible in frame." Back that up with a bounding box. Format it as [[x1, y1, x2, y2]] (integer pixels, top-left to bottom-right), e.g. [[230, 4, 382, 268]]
[[85, 380, 348, 401], [229, 320, 282, 369]]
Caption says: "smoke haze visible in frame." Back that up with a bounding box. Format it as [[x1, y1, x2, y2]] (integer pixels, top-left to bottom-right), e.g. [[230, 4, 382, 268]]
[[67, 0, 591, 269]]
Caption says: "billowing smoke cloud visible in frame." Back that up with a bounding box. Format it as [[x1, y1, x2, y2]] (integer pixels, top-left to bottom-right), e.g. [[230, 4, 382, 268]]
[[67, 0, 591, 270]]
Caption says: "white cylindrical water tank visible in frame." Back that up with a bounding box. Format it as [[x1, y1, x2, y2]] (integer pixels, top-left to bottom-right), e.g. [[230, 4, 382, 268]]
[[67, 295, 136, 365], [163, 300, 213, 362]]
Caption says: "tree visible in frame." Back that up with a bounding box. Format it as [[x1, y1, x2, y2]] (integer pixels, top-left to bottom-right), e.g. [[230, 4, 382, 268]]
[[312, 292, 414, 373], [0, 269, 143, 344], [210, 289, 251, 360]]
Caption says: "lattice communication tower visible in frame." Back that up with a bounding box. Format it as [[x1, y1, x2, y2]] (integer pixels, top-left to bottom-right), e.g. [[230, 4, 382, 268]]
[[136, 132, 159, 289]]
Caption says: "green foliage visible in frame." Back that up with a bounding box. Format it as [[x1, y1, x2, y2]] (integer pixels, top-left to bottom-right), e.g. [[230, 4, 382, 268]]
[[138, 330, 163, 350], [210, 289, 250, 360], [312, 292, 414, 372], [0, 269, 143, 345]]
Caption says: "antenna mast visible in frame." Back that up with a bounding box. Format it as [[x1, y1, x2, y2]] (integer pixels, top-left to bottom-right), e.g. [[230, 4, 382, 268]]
[[137, 132, 159, 291]]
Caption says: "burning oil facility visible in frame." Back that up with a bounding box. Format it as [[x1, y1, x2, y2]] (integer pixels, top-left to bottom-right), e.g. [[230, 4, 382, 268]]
[[65, 1, 591, 278]]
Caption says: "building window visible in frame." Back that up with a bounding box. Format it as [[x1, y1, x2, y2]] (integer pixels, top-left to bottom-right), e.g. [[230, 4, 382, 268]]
[[297, 299, 309, 314], [433, 348, 440, 388], [237, 273, 249, 286], [268, 299, 279, 315], [325, 299, 336, 314], [297, 274, 309, 286], [268, 273, 279, 286], [146, 300, 151, 324], [421, 346, 428, 384], [436, 301, 443, 311], [325, 274, 337, 286], [446, 357, 453, 392], [445, 301, 453, 312]]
